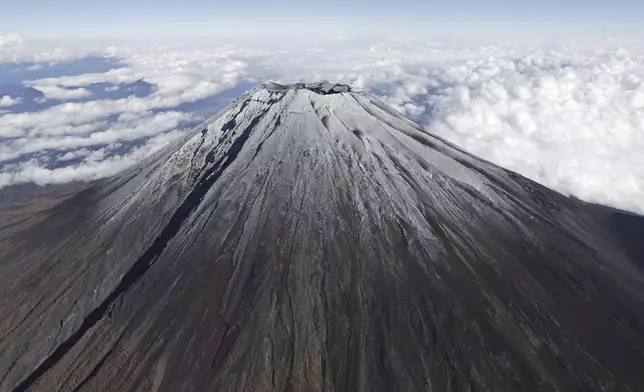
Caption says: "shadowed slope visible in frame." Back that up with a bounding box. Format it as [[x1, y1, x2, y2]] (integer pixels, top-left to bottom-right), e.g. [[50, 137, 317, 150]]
[[1, 83, 644, 392]]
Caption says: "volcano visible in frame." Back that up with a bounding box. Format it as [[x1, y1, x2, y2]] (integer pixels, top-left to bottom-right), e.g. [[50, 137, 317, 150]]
[[1, 82, 644, 392]]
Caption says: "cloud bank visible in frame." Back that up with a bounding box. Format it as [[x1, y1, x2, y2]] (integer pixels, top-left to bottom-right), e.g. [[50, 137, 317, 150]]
[[1, 35, 644, 214], [0, 95, 20, 107], [423, 48, 644, 212]]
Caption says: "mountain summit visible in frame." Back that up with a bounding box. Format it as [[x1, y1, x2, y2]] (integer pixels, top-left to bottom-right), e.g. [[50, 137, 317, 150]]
[[1, 82, 644, 392]]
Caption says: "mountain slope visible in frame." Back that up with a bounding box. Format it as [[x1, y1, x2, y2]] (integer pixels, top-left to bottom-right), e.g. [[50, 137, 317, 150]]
[[1, 82, 644, 392]]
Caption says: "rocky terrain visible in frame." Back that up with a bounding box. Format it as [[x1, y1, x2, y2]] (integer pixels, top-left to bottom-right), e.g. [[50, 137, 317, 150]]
[[1, 82, 644, 392]]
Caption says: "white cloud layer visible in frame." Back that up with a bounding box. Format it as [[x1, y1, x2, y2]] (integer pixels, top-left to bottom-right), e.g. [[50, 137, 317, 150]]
[[1, 36, 644, 214], [0, 131, 183, 187], [0, 95, 20, 107], [29, 84, 93, 100], [0, 34, 24, 61], [1, 33, 89, 63], [423, 49, 644, 213]]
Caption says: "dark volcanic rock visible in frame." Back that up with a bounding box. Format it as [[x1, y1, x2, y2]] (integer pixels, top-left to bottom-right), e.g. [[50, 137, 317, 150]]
[[1, 82, 644, 392]]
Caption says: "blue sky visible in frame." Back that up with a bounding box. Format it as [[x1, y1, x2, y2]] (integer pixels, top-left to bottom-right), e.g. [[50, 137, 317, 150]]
[[2, 0, 644, 40]]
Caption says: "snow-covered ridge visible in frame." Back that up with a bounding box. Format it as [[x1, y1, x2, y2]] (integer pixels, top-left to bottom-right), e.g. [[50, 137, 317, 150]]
[[113, 81, 504, 213], [86, 79, 558, 254]]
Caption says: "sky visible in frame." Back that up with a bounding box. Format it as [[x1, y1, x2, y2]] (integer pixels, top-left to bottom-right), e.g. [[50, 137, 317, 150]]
[[2, 0, 644, 41]]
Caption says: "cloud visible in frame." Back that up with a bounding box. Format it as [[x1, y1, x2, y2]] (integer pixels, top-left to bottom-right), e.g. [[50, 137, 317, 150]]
[[1, 34, 89, 63], [2, 49, 248, 139], [0, 110, 192, 162], [30, 85, 93, 100], [420, 48, 644, 213], [0, 43, 250, 188], [0, 95, 20, 107], [26, 67, 143, 88], [0, 34, 23, 60], [0, 44, 248, 185], [57, 148, 92, 161], [1, 38, 644, 214], [0, 130, 183, 187]]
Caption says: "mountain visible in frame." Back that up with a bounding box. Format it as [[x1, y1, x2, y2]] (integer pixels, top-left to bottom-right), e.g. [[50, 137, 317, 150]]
[[1, 82, 644, 392]]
